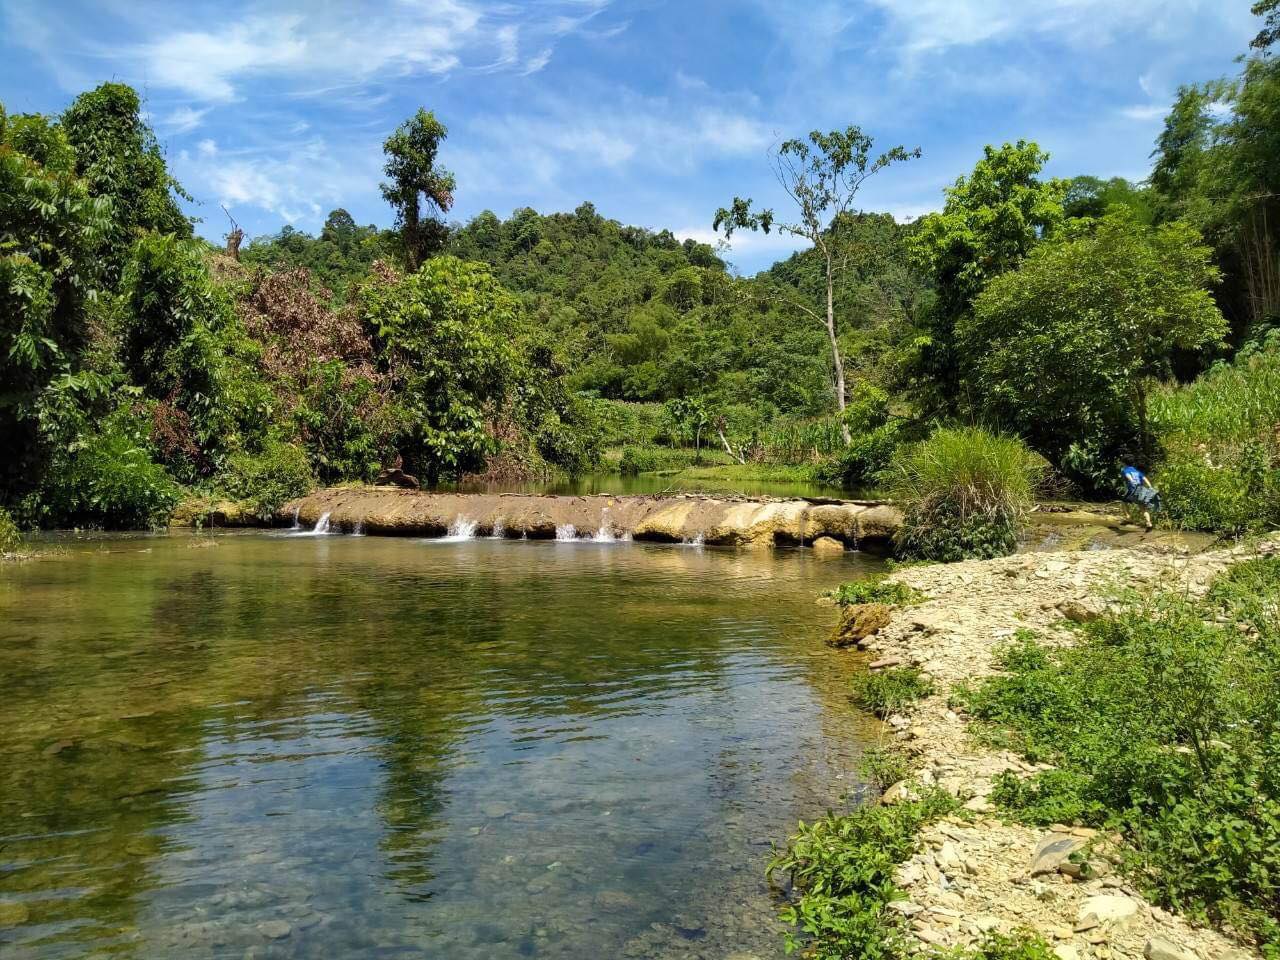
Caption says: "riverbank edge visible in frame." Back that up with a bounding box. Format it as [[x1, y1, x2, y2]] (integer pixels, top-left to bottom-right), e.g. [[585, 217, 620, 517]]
[[810, 539, 1273, 959]]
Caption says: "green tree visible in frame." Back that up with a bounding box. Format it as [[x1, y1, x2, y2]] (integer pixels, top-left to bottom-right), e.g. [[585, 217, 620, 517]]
[[361, 257, 519, 482], [908, 142, 1067, 407], [1252, 0, 1280, 50], [715, 127, 920, 443], [60, 83, 191, 280], [0, 104, 110, 503], [962, 211, 1226, 485], [381, 110, 455, 271]]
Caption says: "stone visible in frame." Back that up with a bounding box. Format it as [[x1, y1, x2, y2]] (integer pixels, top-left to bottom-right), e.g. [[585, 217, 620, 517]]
[[828, 603, 892, 648], [375, 467, 419, 489], [811, 536, 845, 555], [257, 920, 292, 940], [1075, 894, 1140, 933], [886, 900, 923, 917], [1058, 598, 1104, 623], [1053, 947, 1081, 960], [881, 780, 921, 805], [1144, 938, 1198, 960], [1029, 832, 1086, 877], [869, 656, 904, 671]]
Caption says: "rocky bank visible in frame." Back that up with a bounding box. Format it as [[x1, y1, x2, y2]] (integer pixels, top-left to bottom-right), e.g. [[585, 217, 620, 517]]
[[844, 537, 1279, 960]]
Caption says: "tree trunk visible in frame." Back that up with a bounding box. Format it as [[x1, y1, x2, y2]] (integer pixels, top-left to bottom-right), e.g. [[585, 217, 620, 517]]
[[718, 423, 745, 464], [404, 197, 421, 272], [826, 257, 852, 445]]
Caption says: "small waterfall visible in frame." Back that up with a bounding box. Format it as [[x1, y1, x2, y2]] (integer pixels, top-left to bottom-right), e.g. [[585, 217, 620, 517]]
[[290, 506, 301, 530], [594, 507, 615, 542], [352, 521, 365, 537], [555, 524, 577, 541], [489, 517, 505, 539], [441, 516, 478, 542], [314, 512, 331, 534], [682, 531, 705, 547]]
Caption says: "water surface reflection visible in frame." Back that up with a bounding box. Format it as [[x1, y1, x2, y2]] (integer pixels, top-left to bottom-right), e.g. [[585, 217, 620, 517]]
[[0, 533, 882, 958]]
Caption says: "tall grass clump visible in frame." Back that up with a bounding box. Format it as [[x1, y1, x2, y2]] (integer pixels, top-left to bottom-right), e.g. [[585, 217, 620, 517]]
[[760, 414, 847, 464], [886, 426, 1045, 562], [1151, 338, 1280, 534]]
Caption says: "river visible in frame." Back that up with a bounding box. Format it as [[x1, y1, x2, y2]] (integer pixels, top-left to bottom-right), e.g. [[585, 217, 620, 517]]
[[0, 530, 884, 959]]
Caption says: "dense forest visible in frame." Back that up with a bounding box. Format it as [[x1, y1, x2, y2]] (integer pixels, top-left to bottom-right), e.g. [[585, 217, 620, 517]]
[[2, 4, 1280, 538]]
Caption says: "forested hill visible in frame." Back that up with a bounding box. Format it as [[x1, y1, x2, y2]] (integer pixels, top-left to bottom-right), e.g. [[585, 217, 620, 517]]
[[245, 202, 922, 418]]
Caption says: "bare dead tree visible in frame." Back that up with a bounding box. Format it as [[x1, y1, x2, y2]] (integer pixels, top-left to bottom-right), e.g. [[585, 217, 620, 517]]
[[222, 205, 244, 261]]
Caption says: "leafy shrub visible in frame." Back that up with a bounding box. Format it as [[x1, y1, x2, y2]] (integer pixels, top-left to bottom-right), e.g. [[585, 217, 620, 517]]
[[887, 426, 1045, 562], [221, 440, 314, 521], [851, 667, 934, 718], [957, 561, 1280, 948], [37, 405, 180, 528], [0, 507, 22, 553], [294, 359, 398, 483], [829, 577, 925, 607], [817, 422, 902, 489], [768, 789, 957, 960], [965, 931, 1057, 960]]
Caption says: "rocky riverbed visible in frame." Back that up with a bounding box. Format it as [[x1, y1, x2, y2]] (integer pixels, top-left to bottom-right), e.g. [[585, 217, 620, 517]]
[[844, 537, 1277, 960]]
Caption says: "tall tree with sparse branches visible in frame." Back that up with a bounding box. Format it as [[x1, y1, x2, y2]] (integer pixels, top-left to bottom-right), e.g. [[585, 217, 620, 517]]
[[381, 109, 455, 272], [714, 127, 920, 443]]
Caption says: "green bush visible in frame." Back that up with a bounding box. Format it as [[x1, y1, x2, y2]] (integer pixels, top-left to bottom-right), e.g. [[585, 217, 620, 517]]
[[956, 560, 1280, 948], [0, 507, 22, 553], [221, 440, 314, 521], [829, 577, 925, 607], [817, 422, 902, 489], [851, 667, 934, 718], [887, 426, 1045, 562], [768, 789, 957, 960], [37, 404, 180, 529]]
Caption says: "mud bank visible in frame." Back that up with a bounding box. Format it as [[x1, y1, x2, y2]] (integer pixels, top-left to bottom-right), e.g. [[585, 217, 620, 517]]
[[276, 487, 902, 548]]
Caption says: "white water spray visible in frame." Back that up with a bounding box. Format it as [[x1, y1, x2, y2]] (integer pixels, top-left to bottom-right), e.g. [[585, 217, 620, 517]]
[[440, 516, 478, 542], [555, 524, 577, 541], [594, 508, 615, 542], [352, 521, 365, 537], [290, 506, 301, 531], [489, 517, 505, 539]]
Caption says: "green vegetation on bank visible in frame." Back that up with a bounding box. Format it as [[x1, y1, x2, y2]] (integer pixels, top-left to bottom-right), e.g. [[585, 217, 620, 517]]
[[955, 554, 1280, 951]]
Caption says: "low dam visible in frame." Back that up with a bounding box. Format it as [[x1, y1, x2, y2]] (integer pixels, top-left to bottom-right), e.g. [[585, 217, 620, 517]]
[[278, 487, 901, 549]]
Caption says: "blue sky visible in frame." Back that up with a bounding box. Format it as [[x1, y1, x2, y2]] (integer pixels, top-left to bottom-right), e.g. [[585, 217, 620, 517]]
[[0, 0, 1259, 273]]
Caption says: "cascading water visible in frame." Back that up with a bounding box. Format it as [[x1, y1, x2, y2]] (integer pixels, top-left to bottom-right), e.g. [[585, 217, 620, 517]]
[[594, 508, 615, 542], [290, 507, 301, 531], [489, 518, 505, 539], [555, 524, 577, 541], [291, 512, 333, 536], [439, 516, 478, 542], [352, 521, 365, 537]]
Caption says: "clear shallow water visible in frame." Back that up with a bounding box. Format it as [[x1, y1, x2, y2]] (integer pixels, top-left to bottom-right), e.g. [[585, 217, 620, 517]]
[[0, 532, 883, 959]]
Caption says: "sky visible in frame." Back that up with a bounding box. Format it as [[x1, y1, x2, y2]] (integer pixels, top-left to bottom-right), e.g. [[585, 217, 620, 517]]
[[0, 0, 1261, 274]]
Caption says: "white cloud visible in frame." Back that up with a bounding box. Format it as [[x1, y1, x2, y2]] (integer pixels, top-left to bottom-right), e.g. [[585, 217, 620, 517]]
[[863, 0, 1215, 56], [1120, 103, 1169, 121], [159, 105, 210, 134], [28, 1, 626, 103]]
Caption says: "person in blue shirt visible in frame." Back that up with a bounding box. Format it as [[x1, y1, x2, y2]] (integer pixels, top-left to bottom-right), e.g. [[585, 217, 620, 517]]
[[1120, 465, 1159, 531]]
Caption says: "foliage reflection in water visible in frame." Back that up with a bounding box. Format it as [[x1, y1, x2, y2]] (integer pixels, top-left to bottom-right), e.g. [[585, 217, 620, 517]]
[[0, 532, 883, 959]]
